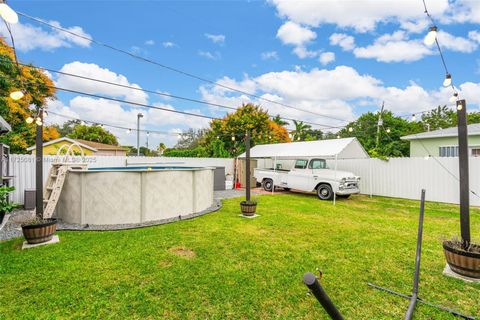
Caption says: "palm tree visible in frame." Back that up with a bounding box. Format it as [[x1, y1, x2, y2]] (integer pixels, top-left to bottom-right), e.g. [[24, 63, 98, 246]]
[[272, 114, 289, 126], [292, 120, 312, 141]]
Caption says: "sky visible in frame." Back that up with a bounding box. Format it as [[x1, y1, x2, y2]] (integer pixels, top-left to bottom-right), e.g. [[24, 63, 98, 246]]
[[1, 0, 480, 148]]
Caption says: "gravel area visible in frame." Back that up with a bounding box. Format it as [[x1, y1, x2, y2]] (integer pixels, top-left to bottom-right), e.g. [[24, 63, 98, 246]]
[[0, 190, 247, 241]]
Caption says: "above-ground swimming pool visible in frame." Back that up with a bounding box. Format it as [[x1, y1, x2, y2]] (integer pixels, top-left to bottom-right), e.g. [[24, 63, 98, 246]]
[[56, 166, 214, 225]]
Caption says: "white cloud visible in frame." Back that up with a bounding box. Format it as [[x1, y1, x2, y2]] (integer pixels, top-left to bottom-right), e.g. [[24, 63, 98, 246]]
[[329, 33, 355, 51], [162, 41, 176, 48], [276, 21, 316, 46], [261, 51, 279, 60], [198, 50, 221, 60], [276, 21, 319, 59], [437, 31, 478, 52], [145, 40, 155, 45], [55, 61, 148, 104], [199, 65, 480, 126], [353, 31, 434, 62], [45, 96, 209, 147], [319, 52, 335, 65], [0, 20, 91, 52], [469, 30, 480, 43], [269, 0, 448, 32], [204, 33, 225, 44]]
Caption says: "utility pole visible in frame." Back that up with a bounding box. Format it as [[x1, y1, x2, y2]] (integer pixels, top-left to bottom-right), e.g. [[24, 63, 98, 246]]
[[376, 101, 385, 149], [137, 113, 143, 156]]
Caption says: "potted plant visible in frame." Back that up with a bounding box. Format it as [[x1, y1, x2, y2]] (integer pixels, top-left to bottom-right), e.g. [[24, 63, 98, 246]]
[[240, 197, 257, 216], [0, 186, 18, 225], [443, 238, 480, 279], [21, 217, 57, 244]]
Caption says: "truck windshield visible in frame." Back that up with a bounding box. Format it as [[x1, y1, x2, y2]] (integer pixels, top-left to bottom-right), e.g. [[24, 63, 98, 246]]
[[308, 159, 327, 169]]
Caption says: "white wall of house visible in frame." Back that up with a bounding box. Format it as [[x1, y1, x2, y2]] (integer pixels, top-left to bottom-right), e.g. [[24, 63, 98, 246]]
[[9, 155, 234, 204]]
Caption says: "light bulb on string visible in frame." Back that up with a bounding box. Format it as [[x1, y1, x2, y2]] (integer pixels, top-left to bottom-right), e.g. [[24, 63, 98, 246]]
[[9, 90, 24, 100], [80, 121, 86, 125], [146, 131, 150, 137], [449, 92, 458, 103], [25, 116, 34, 124], [348, 127, 353, 133], [231, 136, 235, 141], [457, 101, 463, 111], [0, 2, 19, 24], [35, 117, 42, 126], [443, 73, 452, 87], [126, 129, 131, 134], [411, 114, 417, 121], [424, 26, 437, 46], [386, 128, 391, 133], [336, 135, 340, 139]]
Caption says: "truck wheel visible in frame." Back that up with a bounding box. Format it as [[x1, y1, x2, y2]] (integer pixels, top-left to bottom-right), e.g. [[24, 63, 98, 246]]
[[317, 184, 333, 200], [263, 179, 274, 192]]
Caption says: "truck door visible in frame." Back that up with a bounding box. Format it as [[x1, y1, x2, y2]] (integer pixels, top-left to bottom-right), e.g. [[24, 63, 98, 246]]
[[308, 159, 328, 189], [287, 159, 310, 190]]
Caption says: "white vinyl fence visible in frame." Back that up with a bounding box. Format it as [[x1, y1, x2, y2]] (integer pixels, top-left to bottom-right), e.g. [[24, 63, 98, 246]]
[[9, 155, 234, 204], [327, 157, 480, 206]]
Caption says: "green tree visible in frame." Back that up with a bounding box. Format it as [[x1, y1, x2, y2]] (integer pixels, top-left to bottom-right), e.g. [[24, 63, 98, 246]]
[[51, 120, 81, 137], [292, 120, 313, 141], [0, 38, 59, 153], [68, 125, 119, 145], [203, 103, 290, 156], [175, 128, 207, 149], [272, 114, 289, 126], [338, 110, 421, 158], [157, 142, 166, 155]]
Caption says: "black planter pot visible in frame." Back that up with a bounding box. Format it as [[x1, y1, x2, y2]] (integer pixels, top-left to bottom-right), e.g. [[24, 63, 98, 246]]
[[240, 201, 257, 216], [443, 240, 480, 279], [0, 212, 4, 225], [21, 218, 57, 244]]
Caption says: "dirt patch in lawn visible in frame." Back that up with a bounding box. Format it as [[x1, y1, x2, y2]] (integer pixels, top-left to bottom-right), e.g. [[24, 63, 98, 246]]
[[169, 247, 196, 259]]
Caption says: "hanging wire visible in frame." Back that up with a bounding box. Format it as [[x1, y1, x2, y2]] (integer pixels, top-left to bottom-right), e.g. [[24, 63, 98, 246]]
[[16, 11, 350, 123]]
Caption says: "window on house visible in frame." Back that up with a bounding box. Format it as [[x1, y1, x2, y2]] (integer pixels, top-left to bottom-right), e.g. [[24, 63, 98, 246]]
[[439, 146, 459, 157], [472, 148, 480, 157]]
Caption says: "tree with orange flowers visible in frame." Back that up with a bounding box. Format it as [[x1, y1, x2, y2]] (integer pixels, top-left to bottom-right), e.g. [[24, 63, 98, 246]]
[[0, 37, 59, 153]]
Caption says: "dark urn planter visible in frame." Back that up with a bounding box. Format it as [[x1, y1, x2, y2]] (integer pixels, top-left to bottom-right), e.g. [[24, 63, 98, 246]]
[[443, 240, 480, 279], [0, 212, 4, 225], [22, 218, 57, 244], [240, 201, 257, 216]]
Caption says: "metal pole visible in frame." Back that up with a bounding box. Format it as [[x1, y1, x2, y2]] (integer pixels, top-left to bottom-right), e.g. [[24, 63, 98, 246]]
[[333, 154, 337, 205], [245, 130, 251, 202], [35, 107, 44, 218], [137, 113, 143, 156], [456, 100, 470, 247], [303, 272, 344, 320], [405, 189, 426, 320]]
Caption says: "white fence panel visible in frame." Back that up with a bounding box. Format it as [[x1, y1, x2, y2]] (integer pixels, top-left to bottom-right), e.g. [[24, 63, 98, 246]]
[[9, 155, 234, 204], [330, 157, 480, 206]]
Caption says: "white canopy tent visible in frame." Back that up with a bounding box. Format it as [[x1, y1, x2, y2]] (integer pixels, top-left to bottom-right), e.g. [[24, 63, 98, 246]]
[[238, 137, 369, 160], [237, 138, 369, 204]]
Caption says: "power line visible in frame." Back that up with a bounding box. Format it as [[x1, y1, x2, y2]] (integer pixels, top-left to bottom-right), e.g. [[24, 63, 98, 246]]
[[17, 11, 350, 123], [3, 59, 349, 130]]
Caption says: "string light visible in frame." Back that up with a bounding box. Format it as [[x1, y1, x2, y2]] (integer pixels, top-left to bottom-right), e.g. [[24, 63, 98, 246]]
[[443, 73, 452, 87], [423, 26, 437, 46], [0, 1, 18, 24], [336, 135, 340, 139], [126, 128, 131, 134], [386, 128, 391, 133], [35, 117, 42, 126], [457, 101, 463, 111], [348, 127, 353, 132], [412, 114, 417, 121], [9, 90, 24, 100], [231, 136, 235, 141], [449, 92, 459, 103], [25, 116, 34, 124]]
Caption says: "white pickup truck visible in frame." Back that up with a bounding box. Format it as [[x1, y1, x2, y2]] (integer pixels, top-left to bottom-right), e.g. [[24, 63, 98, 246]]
[[254, 158, 360, 200]]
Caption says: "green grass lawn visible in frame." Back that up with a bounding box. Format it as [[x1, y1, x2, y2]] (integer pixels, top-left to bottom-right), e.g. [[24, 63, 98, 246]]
[[1, 193, 479, 319]]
